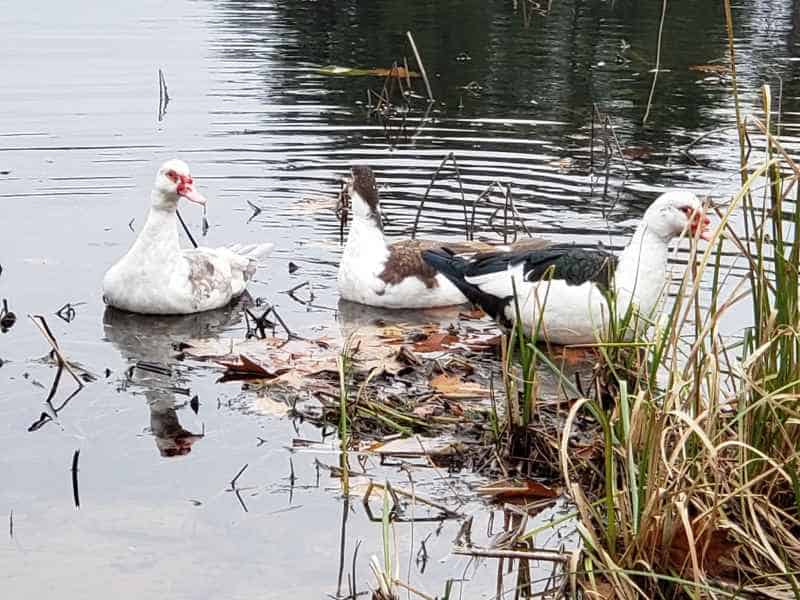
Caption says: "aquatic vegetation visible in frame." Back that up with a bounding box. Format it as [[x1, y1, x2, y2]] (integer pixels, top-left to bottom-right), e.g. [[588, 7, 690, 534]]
[[520, 92, 800, 598]]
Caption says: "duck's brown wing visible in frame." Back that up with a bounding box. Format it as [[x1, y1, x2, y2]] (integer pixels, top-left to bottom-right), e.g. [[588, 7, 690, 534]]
[[380, 239, 440, 287], [380, 237, 551, 289], [417, 237, 550, 254]]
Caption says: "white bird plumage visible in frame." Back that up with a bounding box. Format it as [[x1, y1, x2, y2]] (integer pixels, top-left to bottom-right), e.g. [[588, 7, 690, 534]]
[[102, 159, 273, 315]]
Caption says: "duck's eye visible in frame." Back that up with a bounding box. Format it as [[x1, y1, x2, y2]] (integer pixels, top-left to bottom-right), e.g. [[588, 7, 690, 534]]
[[680, 206, 693, 216], [166, 170, 178, 182]]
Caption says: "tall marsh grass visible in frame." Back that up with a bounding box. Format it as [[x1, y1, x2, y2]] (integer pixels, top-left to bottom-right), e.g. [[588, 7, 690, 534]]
[[502, 90, 800, 598]]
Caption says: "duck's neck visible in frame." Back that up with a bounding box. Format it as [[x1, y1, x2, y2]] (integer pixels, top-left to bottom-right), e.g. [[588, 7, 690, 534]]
[[343, 212, 387, 258], [127, 192, 181, 261], [614, 223, 671, 318]]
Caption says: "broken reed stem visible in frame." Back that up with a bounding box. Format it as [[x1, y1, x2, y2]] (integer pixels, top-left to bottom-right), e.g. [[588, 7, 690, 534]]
[[723, 0, 747, 183], [363, 481, 461, 518], [337, 354, 350, 496], [392, 579, 435, 600], [507, 185, 532, 238], [406, 31, 434, 102], [411, 152, 469, 240], [452, 546, 568, 562], [230, 463, 248, 487], [28, 315, 85, 389], [642, 0, 667, 124], [603, 114, 630, 175]]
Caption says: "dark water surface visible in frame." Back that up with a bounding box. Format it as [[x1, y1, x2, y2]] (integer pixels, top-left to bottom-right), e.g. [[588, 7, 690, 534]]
[[2, 1, 799, 597]]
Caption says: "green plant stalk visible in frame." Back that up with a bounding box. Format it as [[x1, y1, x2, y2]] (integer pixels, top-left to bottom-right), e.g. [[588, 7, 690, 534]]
[[601, 411, 617, 556], [337, 354, 349, 496], [618, 381, 639, 535]]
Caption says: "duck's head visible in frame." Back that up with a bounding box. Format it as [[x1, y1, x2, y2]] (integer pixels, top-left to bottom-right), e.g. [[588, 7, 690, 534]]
[[643, 190, 712, 242], [152, 159, 207, 210], [343, 165, 381, 226]]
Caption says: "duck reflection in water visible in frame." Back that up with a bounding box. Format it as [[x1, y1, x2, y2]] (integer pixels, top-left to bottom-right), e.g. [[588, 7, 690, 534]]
[[103, 299, 245, 457], [336, 297, 464, 341]]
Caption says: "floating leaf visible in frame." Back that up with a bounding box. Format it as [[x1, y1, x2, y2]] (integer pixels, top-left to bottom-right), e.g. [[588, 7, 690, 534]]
[[688, 64, 730, 75], [413, 331, 459, 353], [431, 373, 490, 399]]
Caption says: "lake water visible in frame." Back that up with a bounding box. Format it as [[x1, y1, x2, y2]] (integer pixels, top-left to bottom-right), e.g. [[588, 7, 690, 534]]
[[1, 0, 798, 597]]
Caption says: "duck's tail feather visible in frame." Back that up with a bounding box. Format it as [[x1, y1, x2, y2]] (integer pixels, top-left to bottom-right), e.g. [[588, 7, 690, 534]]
[[228, 242, 274, 261], [221, 243, 274, 294], [422, 248, 512, 324]]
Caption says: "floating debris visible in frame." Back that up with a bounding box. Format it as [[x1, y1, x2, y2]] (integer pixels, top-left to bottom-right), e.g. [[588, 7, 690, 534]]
[[318, 65, 419, 78]]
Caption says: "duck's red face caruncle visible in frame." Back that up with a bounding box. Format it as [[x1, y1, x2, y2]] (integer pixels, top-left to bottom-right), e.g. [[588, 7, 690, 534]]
[[165, 169, 207, 205], [681, 205, 712, 241]]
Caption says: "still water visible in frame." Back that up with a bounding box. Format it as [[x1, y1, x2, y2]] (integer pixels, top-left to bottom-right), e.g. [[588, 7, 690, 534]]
[[1, 0, 798, 597]]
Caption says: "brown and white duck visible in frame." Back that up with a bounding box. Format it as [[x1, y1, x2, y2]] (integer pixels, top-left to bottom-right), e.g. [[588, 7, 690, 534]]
[[336, 165, 545, 309]]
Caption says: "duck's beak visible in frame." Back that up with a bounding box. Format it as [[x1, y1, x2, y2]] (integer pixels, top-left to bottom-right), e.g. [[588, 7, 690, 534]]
[[177, 175, 207, 205], [691, 209, 712, 241]]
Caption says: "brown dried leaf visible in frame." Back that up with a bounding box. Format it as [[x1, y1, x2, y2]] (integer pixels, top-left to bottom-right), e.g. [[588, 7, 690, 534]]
[[216, 354, 290, 380], [413, 332, 459, 353], [668, 522, 738, 577], [431, 373, 489, 399], [458, 307, 486, 320], [477, 478, 560, 501]]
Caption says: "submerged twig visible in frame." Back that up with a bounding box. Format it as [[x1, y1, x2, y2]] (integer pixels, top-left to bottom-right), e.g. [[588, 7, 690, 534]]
[[28, 315, 85, 389]]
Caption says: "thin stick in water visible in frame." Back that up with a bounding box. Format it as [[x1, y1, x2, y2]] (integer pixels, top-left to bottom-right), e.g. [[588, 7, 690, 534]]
[[72, 449, 80, 509], [406, 31, 434, 102], [157, 68, 170, 121], [642, 0, 667, 124], [28, 315, 85, 389], [230, 463, 248, 488], [411, 152, 468, 240]]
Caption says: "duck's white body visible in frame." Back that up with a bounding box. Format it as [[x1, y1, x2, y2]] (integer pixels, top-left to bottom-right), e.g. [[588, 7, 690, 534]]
[[102, 160, 272, 315]]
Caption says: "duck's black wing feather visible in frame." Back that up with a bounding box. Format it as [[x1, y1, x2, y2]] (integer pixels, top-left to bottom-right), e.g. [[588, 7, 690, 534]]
[[466, 244, 617, 292], [423, 244, 617, 326]]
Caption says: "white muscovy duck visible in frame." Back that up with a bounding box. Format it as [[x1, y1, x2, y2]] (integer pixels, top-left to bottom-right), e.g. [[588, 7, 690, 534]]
[[337, 165, 546, 309], [422, 191, 712, 344], [102, 159, 273, 315]]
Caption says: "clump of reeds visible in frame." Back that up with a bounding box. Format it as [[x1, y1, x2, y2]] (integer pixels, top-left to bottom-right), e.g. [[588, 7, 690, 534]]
[[552, 89, 800, 597]]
